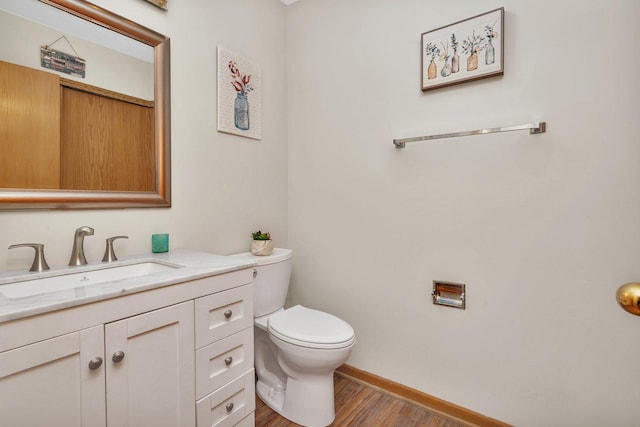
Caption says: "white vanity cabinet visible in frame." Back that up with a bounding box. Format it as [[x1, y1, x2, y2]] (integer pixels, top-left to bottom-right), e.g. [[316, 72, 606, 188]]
[[105, 301, 195, 427], [0, 267, 255, 427], [194, 284, 255, 427], [0, 325, 106, 427]]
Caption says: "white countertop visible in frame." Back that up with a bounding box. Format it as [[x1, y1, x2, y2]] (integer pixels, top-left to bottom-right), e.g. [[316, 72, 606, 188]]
[[0, 249, 256, 323]]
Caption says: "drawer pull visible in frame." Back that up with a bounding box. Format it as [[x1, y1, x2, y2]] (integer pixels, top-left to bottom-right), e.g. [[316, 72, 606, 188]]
[[225, 402, 234, 412], [88, 357, 103, 370], [224, 356, 233, 366], [112, 351, 125, 363], [224, 309, 232, 319]]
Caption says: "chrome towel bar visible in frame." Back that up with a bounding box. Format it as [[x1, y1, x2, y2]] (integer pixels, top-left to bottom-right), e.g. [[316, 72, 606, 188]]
[[393, 122, 546, 148]]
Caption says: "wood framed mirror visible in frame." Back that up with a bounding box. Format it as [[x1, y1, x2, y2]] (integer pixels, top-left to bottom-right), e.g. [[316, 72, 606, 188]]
[[0, 0, 170, 210]]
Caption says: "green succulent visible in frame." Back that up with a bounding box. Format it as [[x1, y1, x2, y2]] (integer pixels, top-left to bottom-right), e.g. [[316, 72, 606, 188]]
[[252, 230, 271, 240]]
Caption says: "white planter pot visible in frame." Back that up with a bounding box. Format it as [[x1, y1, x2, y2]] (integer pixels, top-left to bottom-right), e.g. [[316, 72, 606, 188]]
[[251, 240, 274, 256]]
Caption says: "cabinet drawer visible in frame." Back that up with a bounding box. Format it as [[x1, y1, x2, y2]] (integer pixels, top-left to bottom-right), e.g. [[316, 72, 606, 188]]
[[196, 328, 254, 399], [195, 284, 253, 349], [196, 369, 255, 427], [234, 412, 255, 427]]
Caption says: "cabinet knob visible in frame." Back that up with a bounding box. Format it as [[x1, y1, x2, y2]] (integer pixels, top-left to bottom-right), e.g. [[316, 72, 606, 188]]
[[225, 402, 234, 412], [224, 310, 232, 319], [88, 357, 103, 370], [112, 351, 125, 363], [224, 356, 233, 366]]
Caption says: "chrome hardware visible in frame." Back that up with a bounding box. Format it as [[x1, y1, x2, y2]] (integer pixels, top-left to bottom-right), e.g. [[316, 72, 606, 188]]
[[224, 357, 233, 366], [102, 235, 129, 262], [112, 351, 125, 363], [88, 357, 103, 370], [224, 310, 232, 319], [253, 269, 257, 279], [394, 122, 547, 148], [432, 280, 466, 309], [8, 243, 50, 272], [225, 403, 234, 412], [617, 283, 640, 316], [69, 226, 94, 266]]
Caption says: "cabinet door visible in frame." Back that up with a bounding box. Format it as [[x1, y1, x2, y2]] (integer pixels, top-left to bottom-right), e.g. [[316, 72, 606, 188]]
[[0, 326, 105, 427], [105, 301, 195, 427]]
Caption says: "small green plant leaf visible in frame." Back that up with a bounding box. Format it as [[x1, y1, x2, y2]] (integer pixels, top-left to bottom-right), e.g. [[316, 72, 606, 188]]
[[252, 230, 271, 240]]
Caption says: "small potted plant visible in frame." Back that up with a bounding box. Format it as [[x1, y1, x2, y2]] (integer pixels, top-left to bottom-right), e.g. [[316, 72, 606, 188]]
[[251, 230, 273, 256]]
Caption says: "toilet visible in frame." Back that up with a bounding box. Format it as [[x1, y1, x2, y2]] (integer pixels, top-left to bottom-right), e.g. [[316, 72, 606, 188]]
[[231, 248, 355, 427]]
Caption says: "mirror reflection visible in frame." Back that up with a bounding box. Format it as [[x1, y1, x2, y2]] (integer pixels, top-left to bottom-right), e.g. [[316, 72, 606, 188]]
[[0, 0, 171, 209]]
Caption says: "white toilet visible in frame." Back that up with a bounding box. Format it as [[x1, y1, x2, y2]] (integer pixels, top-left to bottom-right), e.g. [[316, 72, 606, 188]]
[[232, 248, 355, 427]]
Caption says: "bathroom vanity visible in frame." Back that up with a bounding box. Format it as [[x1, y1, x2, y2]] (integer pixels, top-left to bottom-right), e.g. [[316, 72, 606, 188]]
[[0, 250, 256, 427]]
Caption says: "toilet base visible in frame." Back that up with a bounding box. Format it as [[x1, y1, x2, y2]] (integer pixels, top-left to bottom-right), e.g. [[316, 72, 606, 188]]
[[256, 372, 335, 427], [256, 380, 285, 415]]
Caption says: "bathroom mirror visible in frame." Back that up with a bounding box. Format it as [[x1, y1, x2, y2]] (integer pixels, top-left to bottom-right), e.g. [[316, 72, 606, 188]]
[[0, 0, 170, 210]]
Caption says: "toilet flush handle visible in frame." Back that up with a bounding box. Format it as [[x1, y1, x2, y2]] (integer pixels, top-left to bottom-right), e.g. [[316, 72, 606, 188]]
[[253, 269, 258, 279]]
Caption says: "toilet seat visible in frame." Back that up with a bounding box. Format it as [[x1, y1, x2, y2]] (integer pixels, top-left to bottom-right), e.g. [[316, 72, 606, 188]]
[[268, 305, 355, 349]]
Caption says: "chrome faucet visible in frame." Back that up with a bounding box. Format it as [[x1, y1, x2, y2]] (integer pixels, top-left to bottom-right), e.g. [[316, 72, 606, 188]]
[[102, 235, 129, 262], [8, 243, 50, 272], [69, 226, 94, 266]]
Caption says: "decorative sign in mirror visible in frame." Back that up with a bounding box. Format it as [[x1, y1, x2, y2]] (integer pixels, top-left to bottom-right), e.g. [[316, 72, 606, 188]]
[[0, 0, 171, 210]]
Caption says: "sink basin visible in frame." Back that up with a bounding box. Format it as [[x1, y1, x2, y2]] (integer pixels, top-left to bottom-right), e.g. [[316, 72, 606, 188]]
[[0, 261, 182, 299]]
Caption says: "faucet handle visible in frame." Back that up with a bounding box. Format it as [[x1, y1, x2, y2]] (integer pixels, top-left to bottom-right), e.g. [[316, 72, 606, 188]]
[[9, 243, 50, 272], [102, 236, 129, 262]]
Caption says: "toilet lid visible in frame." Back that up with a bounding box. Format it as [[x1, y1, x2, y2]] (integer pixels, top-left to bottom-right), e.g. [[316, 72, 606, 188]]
[[268, 305, 355, 349]]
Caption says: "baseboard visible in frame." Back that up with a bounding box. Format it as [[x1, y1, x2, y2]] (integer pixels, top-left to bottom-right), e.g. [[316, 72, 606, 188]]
[[336, 364, 512, 427]]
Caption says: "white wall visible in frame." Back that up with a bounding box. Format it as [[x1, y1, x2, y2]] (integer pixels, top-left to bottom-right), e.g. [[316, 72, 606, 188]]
[[2, 1, 639, 425], [0, 0, 288, 269], [287, 0, 640, 426]]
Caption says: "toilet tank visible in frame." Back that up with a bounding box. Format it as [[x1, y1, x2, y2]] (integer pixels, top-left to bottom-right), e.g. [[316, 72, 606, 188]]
[[230, 248, 292, 317]]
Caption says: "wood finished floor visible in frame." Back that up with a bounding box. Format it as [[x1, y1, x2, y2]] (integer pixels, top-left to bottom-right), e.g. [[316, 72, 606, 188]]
[[255, 373, 471, 427]]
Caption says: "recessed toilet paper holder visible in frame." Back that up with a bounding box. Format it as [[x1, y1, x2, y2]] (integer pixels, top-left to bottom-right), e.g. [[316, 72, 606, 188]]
[[432, 281, 465, 309]]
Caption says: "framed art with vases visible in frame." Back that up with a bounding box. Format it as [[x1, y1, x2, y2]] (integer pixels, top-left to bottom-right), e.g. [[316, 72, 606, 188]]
[[421, 7, 504, 91]]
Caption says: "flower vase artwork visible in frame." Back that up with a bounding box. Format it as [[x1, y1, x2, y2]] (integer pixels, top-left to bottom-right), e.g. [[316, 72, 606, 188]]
[[462, 30, 484, 72], [485, 40, 495, 65], [427, 59, 437, 80], [229, 60, 253, 131], [234, 93, 249, 130], [467, 50, 478, 71], [450, 33, 460, 73], [484, 23, 498, 65], [425, 42, 440, 80], [420, 7, 504, 92], [217, 46, 262, 139], [439, 42, 451, 77]]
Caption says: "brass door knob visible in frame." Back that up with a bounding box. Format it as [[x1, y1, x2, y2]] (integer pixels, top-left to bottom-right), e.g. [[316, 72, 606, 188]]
[[616, 282, 640, 316]]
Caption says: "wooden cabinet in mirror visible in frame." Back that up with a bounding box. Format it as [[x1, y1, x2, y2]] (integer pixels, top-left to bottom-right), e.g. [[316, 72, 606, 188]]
[[0, 0, 171, 209]]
